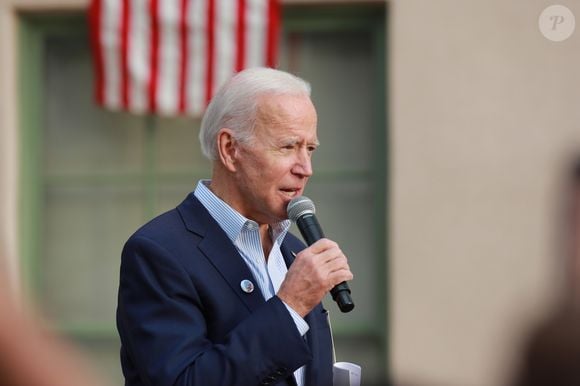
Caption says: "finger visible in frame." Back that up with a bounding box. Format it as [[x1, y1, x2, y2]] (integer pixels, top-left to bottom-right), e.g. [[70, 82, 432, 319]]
[[324, 274, 353, 294], [305, 238, 338, 254], [326, 269, 354, 288], [315, 246, 347, 267], [318, 253, 348, 273], [325, 262, 352, 282]]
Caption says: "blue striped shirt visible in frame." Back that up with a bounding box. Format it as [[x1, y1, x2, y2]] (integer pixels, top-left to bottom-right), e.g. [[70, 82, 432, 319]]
[[194, 180, 309, 386]]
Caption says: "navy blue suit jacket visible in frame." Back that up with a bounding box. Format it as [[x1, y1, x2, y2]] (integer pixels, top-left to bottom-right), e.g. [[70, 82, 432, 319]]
[[117, 193, 334, 386]]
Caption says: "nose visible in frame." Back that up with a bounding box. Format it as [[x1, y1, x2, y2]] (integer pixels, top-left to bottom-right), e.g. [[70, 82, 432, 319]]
[[292, 148, 313, 178]]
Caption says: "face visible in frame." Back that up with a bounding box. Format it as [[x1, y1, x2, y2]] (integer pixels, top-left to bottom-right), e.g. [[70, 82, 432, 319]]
[[228, 94, 318, 224]]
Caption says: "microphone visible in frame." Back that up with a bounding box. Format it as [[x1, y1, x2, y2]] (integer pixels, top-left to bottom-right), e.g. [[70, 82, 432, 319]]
[[287, 196, 354, 313]]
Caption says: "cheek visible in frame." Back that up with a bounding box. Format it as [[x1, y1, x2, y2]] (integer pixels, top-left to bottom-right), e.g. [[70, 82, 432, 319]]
[[256, 156, 290, 175], [267, 164, 292, 184]]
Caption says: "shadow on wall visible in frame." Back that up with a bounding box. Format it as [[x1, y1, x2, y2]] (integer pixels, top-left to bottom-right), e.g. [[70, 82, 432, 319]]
[[509, 156, 580, 386]]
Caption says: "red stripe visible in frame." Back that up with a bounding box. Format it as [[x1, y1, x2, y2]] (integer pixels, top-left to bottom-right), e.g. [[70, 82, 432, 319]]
[[178, 0, 189, 114], [88, 0, 104, 106], [120, 0, 130, 109], [205, 0, 215, 105], [147, 0, 159, 113], [148, 0, 160, 112], [266, 0, 280, 68], [235, 0, 246, 72]]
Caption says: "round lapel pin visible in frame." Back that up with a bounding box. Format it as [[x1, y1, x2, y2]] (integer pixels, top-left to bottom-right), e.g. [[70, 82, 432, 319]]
[[240, 279, 254, 294]]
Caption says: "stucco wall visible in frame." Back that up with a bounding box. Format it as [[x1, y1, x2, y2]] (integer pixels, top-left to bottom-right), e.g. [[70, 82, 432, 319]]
[[390, 1, 580, 385]]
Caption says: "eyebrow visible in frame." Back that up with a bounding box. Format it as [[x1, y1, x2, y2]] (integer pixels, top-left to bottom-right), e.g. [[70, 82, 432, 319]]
[[280, 138, 320, 147]]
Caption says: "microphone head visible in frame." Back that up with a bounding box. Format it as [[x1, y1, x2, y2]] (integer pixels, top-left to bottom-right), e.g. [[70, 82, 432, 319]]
[[287, 196, 316, 222]]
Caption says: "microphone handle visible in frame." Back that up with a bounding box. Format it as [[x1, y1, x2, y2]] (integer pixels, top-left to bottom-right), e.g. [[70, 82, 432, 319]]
[[296, 213, 325, 245], [296, 214, 354, 313]]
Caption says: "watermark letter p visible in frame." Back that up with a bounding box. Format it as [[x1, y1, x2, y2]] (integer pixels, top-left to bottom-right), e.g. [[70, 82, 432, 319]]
[[550, 15, 565, 30]]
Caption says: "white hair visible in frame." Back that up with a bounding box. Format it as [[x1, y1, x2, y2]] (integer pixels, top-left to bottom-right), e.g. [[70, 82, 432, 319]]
[[199, 67, 312, 160]]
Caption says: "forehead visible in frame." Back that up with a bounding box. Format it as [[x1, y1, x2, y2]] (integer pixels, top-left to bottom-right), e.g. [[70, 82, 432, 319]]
[[254, 94, 318, 140]]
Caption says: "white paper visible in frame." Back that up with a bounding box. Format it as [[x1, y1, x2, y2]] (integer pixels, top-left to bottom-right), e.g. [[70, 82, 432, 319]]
[[333, 362, 361, 386]]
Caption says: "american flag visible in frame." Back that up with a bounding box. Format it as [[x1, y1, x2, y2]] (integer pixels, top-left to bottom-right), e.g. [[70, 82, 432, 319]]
[[89, 0, 280, 116]]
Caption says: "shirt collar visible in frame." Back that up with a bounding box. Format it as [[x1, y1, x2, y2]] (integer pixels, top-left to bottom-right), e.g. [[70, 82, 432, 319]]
[[194, 180, 291, 244]]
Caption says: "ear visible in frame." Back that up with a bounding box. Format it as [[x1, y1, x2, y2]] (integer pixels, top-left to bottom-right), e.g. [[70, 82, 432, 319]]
[[216, 128, 239, 172]]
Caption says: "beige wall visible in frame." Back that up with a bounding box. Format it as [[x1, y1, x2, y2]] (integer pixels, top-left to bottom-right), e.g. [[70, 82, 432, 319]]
[[390, 0, 580, 385]]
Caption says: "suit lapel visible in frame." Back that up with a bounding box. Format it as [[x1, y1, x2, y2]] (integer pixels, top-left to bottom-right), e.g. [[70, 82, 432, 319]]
[[177, 194, 265, 313], [280, 240, 297, 270]]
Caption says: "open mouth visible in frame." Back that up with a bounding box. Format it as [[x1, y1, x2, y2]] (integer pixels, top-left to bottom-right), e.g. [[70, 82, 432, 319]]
[[280, 188, 301, 199]]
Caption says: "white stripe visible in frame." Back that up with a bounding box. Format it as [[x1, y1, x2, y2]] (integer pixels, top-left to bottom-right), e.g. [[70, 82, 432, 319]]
[[101, 0, 121, 110], [246, 0, 267, 68], [214, 0, 237, 94], [128, 0, 149, 113], [157, 0, 181, 115], [188, 0, 207, 116]]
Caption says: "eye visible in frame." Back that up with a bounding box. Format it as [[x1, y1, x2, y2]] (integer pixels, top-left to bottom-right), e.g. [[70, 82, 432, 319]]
[[281, 143, 296, 151]]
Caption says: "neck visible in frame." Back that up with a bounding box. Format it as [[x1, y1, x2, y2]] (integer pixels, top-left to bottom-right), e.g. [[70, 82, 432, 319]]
[[208, 164, 243, 216], [210, 165, 277, 259], [260, 225, 273, 260]]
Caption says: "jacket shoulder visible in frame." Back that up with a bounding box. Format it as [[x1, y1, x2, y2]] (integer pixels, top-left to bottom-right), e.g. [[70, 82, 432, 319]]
[[126, 193, 202, 246]]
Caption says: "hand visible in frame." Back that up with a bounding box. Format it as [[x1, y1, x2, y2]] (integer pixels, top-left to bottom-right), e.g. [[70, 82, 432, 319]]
[[277, 238, 353, 317]]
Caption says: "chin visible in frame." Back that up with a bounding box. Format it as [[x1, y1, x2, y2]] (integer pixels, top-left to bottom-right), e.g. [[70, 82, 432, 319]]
[[270, 208, 289, 224]]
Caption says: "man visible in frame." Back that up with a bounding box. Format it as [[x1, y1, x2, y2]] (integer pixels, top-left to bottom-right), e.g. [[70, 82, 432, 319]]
[[117, 68, 353, 386]]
